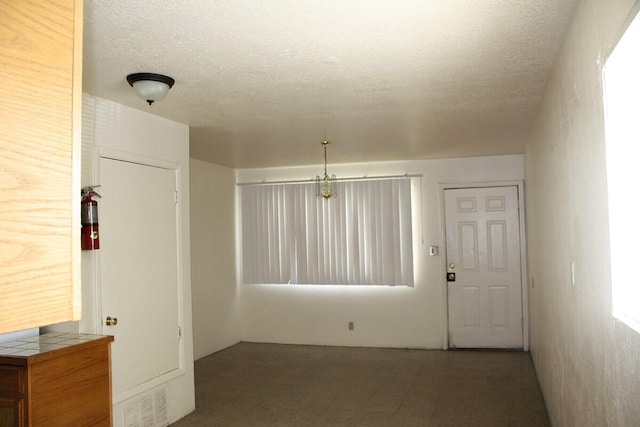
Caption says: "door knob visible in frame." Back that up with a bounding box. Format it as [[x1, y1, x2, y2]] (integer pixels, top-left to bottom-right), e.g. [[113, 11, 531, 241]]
[[105, 316, 118, 326]]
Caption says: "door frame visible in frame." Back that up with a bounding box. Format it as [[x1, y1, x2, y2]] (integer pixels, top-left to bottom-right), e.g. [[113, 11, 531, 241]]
[[93, 147, 188, 403], [439, 181, 529, 351]]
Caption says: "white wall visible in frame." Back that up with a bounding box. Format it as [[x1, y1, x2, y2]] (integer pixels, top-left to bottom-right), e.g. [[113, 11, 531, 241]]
[[190, 159, 241, 359], [237, 155, 524, 349], [81, 94, 195, 426], [525, 0, 640, 425]]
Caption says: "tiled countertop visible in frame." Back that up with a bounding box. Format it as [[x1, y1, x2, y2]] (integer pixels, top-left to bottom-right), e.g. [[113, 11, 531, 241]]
[[0, 332, 112, 358]]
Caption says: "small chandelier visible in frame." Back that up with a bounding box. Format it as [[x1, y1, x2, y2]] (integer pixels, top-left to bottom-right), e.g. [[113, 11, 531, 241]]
[[316, 140, 336, 199], [126, 72, 175, 106]]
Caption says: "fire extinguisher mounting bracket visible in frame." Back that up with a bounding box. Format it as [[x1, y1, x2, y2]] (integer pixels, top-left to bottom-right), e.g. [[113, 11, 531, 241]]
[[81, 185, 102, 199]]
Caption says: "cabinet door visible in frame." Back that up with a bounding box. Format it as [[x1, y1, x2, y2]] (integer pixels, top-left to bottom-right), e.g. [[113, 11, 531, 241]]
[[0, 397, 22, 427], [0, 0, 83, 333], [0, 365, 25, 427]]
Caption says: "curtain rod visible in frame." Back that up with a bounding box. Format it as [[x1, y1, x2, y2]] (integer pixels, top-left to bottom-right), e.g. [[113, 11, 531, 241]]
[[237, 173, 423, 187]]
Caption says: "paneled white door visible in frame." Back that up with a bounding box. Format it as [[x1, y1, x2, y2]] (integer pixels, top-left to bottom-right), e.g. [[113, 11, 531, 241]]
[[445, 186, 523, 348], [99, 157, 181, 401]]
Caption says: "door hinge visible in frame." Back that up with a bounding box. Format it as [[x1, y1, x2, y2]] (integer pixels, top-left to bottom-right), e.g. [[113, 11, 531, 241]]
[[178, 326, 182, 340], [174, 190, 178, 204]]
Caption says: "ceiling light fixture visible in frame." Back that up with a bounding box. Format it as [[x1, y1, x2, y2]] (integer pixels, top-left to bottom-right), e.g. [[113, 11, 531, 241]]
[[316, 140, 336, 199], [126, 72, 175, 106]]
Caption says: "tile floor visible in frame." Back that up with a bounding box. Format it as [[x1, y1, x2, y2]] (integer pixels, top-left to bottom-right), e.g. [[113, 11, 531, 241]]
[[170, 343, 549, 426]]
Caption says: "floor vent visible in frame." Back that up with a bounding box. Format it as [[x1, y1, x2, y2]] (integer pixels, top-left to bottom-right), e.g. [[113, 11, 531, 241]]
[[123, 387, 168, 427]]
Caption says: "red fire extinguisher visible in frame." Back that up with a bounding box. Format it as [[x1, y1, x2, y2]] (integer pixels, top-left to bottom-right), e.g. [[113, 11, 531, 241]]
[[81, 186, 101, 250]]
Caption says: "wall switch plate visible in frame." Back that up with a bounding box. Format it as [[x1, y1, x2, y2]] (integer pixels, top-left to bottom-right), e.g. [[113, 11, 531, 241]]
[[429, 246, 439, 256]]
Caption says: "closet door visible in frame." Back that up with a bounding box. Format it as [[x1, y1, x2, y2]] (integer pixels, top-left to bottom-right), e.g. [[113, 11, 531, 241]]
[[99, 157, 182, 402]]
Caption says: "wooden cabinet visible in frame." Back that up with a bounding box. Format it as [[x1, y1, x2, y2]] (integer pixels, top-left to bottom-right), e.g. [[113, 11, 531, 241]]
[[0, 365, 24, 426], [0, 333, 113, 426], [0, 0, 83, 333]]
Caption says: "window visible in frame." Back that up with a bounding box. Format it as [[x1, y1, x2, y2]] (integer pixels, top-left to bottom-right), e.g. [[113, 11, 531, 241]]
[[241, 178, 414, 286], [603, 7, 640, 332]]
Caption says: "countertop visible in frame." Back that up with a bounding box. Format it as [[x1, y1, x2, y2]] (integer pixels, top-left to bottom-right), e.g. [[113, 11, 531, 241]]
[[0, 332, 114, 360]]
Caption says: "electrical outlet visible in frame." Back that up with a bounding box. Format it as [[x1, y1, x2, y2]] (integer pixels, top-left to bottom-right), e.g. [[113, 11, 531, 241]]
[[348, 321, 354, 331]]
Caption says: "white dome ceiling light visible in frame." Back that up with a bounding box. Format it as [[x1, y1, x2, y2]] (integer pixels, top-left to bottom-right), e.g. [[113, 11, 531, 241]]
[[126, 72, 175, 106]]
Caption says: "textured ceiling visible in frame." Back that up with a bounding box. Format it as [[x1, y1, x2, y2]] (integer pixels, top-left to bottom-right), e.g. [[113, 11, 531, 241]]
[[83, 0, 579, 168]]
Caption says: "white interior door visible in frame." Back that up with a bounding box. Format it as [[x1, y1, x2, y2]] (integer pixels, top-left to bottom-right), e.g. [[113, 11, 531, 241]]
[[445, 186, 523, 348], [99, 157, 181, 401]]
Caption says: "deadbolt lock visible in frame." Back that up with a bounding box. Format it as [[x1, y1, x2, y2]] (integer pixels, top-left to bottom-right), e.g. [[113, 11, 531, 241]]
[[105, 316, 118, 326]]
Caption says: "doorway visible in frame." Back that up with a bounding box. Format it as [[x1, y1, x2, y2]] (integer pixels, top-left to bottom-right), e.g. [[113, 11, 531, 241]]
[[444, 185, 526, 349]]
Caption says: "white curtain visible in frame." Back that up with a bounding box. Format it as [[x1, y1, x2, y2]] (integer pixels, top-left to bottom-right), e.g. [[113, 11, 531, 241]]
[[241, 178, 414, 286]]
